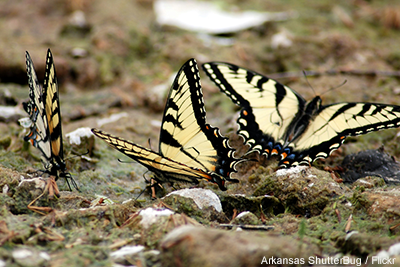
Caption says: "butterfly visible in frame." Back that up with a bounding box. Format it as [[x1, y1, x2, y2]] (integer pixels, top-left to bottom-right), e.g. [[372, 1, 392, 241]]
[[23, 49, 78, 193], [92, 59, 242, 191], [202, 62, 400, 167]]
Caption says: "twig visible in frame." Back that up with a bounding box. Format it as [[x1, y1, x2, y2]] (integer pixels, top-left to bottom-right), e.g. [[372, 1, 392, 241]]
[[268, 69, 400, 80], [219, 224, 274, 231]]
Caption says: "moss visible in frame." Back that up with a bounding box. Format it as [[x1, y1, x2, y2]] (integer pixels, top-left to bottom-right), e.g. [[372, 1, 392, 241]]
[[252, 167, 349, 216], [162, 194, 226, 224], [336, 232, 396, 258], [219, 193, 281, 218], [0, 136, 11, 150], [350, 191, 373, 213]]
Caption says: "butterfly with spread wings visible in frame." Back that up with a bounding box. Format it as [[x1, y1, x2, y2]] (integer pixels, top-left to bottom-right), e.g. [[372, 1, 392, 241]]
[[23, 49, 78, 194], [92, 59, 242, 190], [202, 62, 400, 167]]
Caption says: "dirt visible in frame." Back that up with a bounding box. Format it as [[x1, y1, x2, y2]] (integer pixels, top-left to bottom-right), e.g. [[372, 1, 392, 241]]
[[1, 0, 400, 266]]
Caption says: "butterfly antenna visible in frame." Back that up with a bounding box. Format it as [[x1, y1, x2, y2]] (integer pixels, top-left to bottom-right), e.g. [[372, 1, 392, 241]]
[[147, 138, 153, 150], [320, 79, 347, 97], [303, 70, 317, 97]]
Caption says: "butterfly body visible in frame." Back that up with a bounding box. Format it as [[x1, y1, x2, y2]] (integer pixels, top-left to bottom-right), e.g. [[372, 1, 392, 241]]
[[92, 59, 241, 191], [202, 62, 400, 167]]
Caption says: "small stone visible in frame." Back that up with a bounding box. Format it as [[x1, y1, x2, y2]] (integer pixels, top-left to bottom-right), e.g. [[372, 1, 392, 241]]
[[388, 242, 400, 255], [231, 211, 260, 225], [162, 188, 224, 223], [110, 245, 144, 264], [12, 248, 49, 267], [139, 208, 174, 228], [66, 127, 94, 146], [65, 127, 95, 161], [164, 188, 222, 212]]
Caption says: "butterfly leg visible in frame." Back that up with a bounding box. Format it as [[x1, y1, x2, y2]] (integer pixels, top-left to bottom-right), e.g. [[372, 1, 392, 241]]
[[27, 193, 53, 215], [151, 179, 157, 199], [47, 176, 61, 199], [150, 178, 164, 199], [230, 208, 238, 221]]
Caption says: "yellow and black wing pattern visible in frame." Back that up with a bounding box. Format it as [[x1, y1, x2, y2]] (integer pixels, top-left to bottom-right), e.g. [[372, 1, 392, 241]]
[[92, 59, 241, 190], [23, 49, 77, 190], [23, 51, 50, 159], [202, 62, 400, 167]]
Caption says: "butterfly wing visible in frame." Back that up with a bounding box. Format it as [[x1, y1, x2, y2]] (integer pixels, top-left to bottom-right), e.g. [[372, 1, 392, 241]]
[[280, 102, 400, 166], [42, 49, 65, 169], [203, 62, 400, 168], [23, 51, 52, 164], [92, 59, 241, 190], [160, 59, 241, 186], [24, 50, 77, 191], [91, 128, 221, 186], [202, 62, 306, 157]]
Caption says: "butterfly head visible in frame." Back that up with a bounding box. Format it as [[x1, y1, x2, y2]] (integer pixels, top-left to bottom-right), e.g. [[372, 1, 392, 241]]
[[305, 96, 323, 115]]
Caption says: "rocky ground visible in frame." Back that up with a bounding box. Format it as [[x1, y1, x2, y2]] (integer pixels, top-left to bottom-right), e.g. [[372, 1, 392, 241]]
[[1, 0, 400, 266]]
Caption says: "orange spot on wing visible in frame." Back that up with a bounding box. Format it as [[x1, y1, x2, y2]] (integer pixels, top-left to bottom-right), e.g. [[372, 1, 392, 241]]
[[281, 152, 287, 159], [271, 149, 278, 155], [243, 110, 248, 116]]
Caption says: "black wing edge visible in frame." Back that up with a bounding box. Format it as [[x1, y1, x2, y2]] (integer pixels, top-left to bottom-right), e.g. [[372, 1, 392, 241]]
[[203, 123, 243, 184], [201, 61, 283, 158], [92, 127, 233, 190], [279, 102, 400, 167], [23, 51, 43, 142], [161, 59, 244, 189], [190, 61, 245, 184]]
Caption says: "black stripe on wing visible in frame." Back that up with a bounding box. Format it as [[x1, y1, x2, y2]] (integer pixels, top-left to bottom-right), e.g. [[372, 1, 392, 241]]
[[23, 52, 51, 158], [43, 49, 64, 161], [280, 102, 400, 166], [202, 62, 305, 158], [203, 61, 400, 168], [160, 59, 241, 184], [92, 59, 243, 190], [91, 128, 230, 189]]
